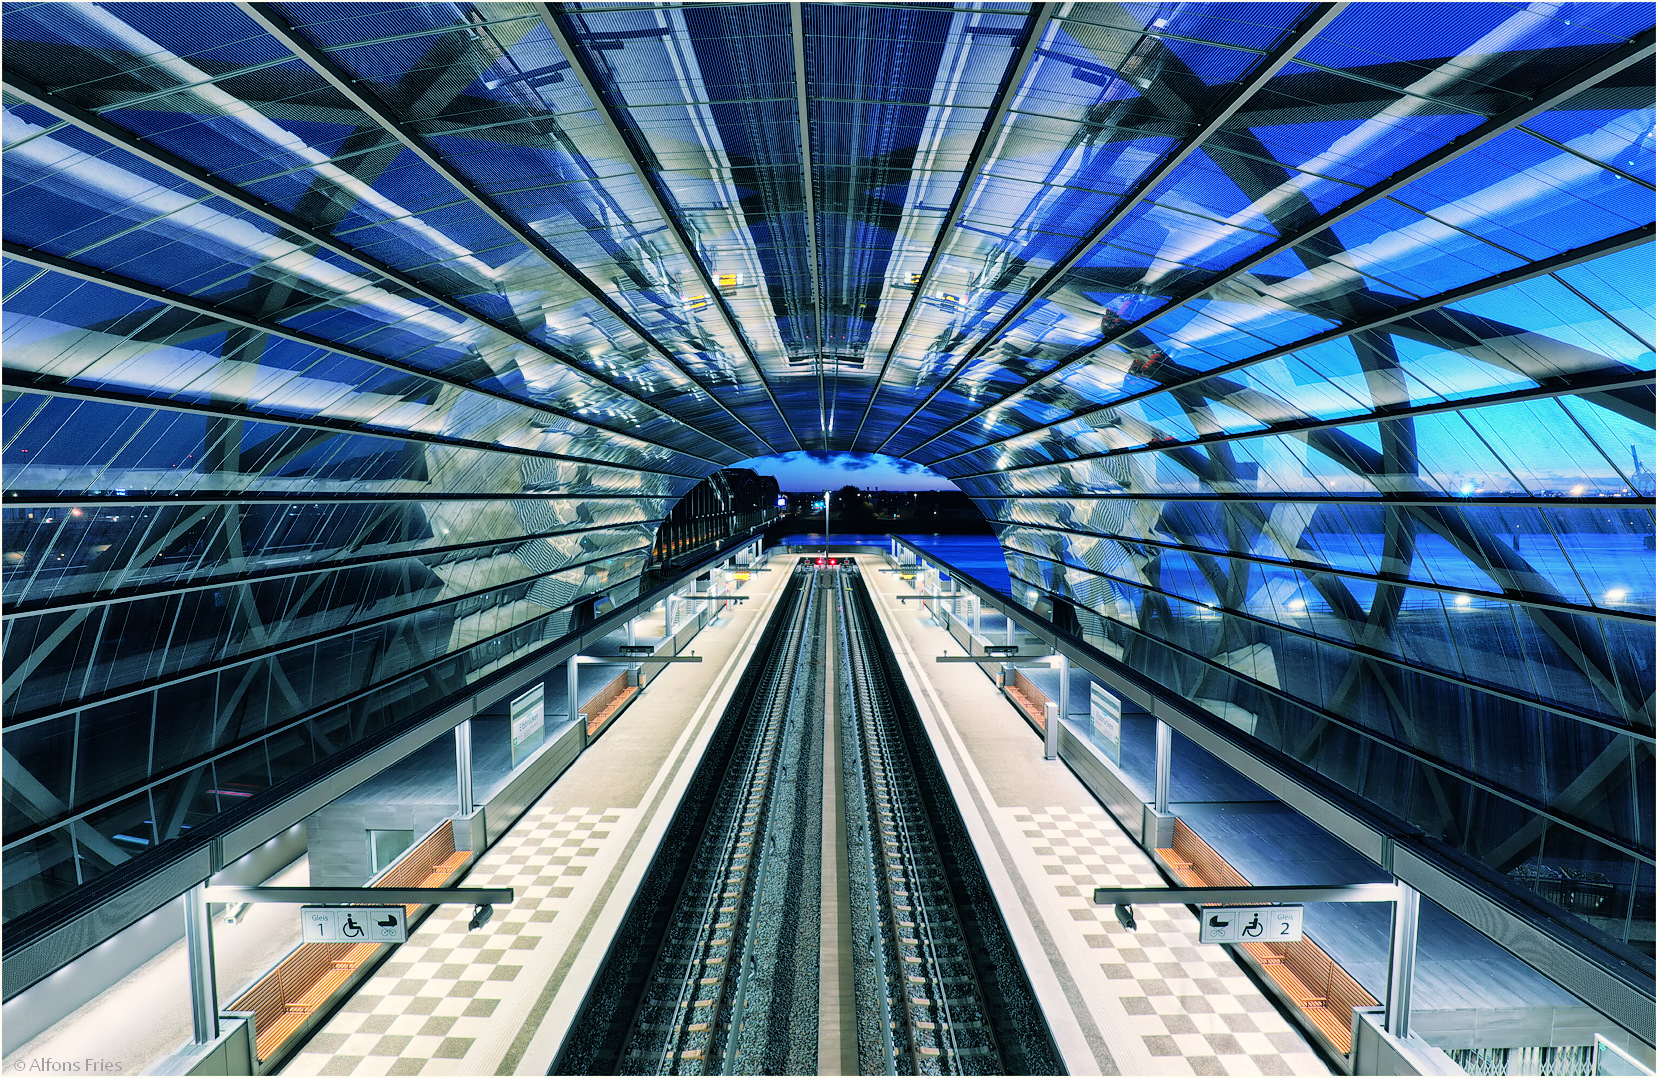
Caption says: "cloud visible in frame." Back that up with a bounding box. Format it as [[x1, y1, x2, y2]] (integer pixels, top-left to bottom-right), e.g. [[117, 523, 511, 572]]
[[799, 450, 876, 471]]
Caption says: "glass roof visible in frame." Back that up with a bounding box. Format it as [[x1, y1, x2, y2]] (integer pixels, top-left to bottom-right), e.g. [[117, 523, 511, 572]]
[[2, 1, 1653, 981]]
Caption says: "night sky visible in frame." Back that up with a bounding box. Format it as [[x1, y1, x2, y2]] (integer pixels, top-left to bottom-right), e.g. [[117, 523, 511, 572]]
[[736, 451, 960, 492]]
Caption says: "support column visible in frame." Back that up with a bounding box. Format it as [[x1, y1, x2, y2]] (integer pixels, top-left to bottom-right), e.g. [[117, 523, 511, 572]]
[[1385, 882, 1421, 1038], [1154, 720, 1172, 814], [1047, 653, 1068, 760], [455, 719, 473, 814], [184, 883, 219, 1044]]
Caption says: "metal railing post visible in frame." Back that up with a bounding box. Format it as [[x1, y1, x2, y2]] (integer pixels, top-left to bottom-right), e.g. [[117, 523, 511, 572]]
[[1386, 882, 1420, 1038], [1154, 720, 1172, 814], [568, 656, 581, 733], [184, 883, 219, 1044], [455, 719, 473, 813], [1048, 652, 1068, 760]]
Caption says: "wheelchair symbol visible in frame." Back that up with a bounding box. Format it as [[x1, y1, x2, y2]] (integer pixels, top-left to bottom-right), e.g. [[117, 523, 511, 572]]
[[1241, 913, 1264, 938]]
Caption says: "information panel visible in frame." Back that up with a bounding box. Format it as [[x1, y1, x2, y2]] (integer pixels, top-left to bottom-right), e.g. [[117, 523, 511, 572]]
[[510, 683, 545, 767], [1197, 905, 1303, 945], [1089, 682, 1122, 765]]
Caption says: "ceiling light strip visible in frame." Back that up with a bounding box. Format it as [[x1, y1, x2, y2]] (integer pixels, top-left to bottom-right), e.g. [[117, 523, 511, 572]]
[[789, 1, 827, 447]]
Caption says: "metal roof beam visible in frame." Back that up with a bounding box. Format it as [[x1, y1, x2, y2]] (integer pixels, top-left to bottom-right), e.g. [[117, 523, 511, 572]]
[[3, 518, 664, 621], [893, 27, 1658, 455], [872, 1, 1349, 453], [994, 518, 1653, 626], [0, 369, 704, 480], [236, 1, 779, 457], [945, 368, 1655, 482], [0, 71, 746, 464], [923, 222, 1658, 466], [2, 241, 712, 476], [846, 2, 1057, 449], [995, 541, 1654, 751], [536, 4, 801, 452]]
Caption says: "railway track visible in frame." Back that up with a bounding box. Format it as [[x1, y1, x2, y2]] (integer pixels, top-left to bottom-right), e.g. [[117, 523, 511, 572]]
[[555, 559, 1060, 1075]]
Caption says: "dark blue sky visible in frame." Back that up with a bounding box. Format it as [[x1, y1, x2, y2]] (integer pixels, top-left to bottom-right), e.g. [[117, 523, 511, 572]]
[[736, 451, 960, 492]]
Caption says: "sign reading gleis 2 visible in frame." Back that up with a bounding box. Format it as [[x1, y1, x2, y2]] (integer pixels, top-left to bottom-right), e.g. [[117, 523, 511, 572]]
[[1198, 905, 1303, 944]]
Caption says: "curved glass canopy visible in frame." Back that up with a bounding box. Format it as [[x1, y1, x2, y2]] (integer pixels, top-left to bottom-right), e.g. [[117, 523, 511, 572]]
[[2, 0, 1652, 989]]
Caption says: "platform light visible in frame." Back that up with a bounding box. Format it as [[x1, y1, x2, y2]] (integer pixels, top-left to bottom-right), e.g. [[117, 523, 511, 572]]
[[1605, 588, 1629, 603], [1454, 594, 1472, 608]]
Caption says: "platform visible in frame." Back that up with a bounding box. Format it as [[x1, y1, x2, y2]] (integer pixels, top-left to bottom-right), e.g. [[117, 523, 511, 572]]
[[275, 564, 794, 1076], [262, 557, 1328, 1076]]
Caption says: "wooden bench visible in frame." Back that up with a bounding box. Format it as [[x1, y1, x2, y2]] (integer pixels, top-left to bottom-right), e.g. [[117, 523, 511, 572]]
[[1158, 818, 1377, 1055], [1006, 669, 1049, 729], [583, 671, 638, 737], [230, 820, 474, 1063]]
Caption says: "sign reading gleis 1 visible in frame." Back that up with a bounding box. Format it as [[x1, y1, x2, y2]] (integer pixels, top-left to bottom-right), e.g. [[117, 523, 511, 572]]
[[301, 905, 407, 943], [1198, 905, 1303, 944]]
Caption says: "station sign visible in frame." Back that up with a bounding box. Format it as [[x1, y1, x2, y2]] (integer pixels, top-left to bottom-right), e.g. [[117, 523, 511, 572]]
[[301, 905, 407, 943], [1198, 905, 1302, 945], [510, 683, 545, 767]]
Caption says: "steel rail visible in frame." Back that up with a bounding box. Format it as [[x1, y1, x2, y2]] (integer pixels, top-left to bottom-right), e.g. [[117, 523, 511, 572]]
[[620, 563, 820, 1072], [836, 565, 1001, 1073]]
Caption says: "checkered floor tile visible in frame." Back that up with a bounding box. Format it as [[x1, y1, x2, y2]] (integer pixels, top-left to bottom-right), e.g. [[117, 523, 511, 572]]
[[279, 806, 626, 1077], [1015, 807, 1330, 1076]]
